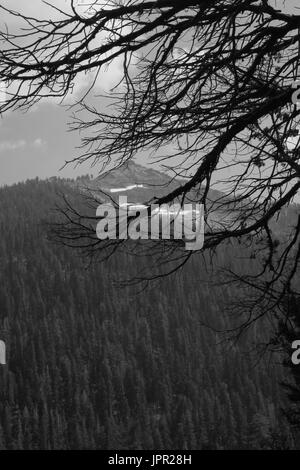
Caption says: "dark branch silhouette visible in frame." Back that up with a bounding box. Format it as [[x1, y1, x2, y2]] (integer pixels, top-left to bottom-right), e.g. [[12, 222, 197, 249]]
[[0, 0, 300, 304]]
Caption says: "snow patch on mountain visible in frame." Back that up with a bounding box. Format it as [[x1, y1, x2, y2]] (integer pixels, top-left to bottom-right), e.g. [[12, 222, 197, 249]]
[[110, 184, 146, 193]]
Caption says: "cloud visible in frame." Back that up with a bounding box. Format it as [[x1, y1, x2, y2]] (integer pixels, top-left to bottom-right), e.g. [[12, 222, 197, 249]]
[[0, 82, 6, 105], [286, 133, 300, 151], [269, 0, 300, 14], [32, 138, 46, 148], [0, 0, 70, 23], [0, 137, 46, 153], [0, 140, 26, 152], [0, 1, 137, 105]]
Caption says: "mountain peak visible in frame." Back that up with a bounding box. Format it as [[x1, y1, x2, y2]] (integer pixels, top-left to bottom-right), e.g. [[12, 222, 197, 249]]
[[80, 160, 223, 205], [95, 161, 177, 189]]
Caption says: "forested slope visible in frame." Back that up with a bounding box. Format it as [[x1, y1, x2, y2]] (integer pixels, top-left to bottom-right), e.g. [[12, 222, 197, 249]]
[[0, 178, 291, 449]]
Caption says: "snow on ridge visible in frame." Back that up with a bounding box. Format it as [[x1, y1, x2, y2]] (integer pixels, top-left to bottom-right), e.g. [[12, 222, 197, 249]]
[[110, 184, 145, 193]]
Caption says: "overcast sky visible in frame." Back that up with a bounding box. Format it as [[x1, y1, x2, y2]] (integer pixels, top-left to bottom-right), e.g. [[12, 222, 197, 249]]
[[0, 0, 129, 185], [0, 0, 299, 186]]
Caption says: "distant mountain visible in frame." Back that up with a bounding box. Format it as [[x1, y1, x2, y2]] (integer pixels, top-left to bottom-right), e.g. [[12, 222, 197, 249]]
[[77, 161, 224, 206], [83, 161, 184, 202], [95, 161, 177, 190], [71, 161, 251, 233], [73, 161, 300, 235]]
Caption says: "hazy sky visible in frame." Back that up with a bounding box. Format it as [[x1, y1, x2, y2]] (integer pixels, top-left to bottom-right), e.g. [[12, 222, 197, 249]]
[[0, 0, 299, 186]]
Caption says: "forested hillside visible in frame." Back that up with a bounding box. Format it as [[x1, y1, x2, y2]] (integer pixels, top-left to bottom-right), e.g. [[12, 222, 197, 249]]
[[0, 178, 292, 449]]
